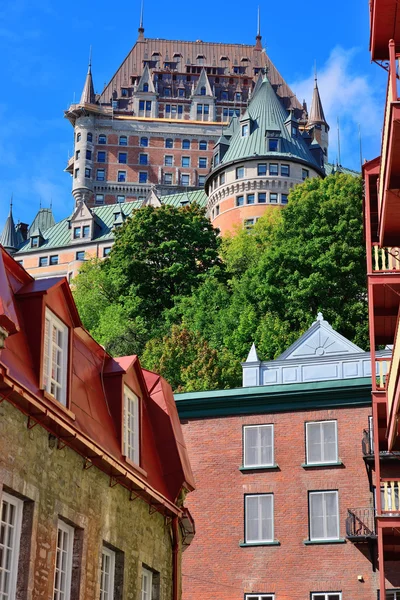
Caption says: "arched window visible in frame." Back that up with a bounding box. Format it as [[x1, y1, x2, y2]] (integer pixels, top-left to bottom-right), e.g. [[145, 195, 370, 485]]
[[76, 133, 81, 142], [143, 83, 149, 92], [140, 137, 149, 147], [98, 134, 107, 144], [87, 132, 93, 142], [182, 139, 190, 149], [200, 86, 206, 96], [199, 140, 207, 150], [165, 138, 173, 148]]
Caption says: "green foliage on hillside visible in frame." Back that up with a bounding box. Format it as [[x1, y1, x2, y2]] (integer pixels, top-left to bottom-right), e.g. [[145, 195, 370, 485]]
[[73, 174, 367, 392]]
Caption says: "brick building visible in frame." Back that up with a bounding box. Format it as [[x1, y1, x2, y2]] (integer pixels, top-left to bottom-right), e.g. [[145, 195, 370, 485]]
[[0, 245, 195, 599], [363, 0, 400, 598], [174, 314, 392, 600]]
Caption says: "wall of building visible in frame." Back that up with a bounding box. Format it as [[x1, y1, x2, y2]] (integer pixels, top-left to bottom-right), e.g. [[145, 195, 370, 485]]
[[181, 405, 379, 600], [0, 399, 174, 599]]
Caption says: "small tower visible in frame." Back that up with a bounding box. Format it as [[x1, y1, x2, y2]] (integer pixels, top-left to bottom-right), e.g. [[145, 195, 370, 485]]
[[0, 198, 19, 254], [306, 74, 329, 159]]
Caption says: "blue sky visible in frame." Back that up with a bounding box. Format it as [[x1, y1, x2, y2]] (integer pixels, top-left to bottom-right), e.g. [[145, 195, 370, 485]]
[[0, 0, 386, 230]]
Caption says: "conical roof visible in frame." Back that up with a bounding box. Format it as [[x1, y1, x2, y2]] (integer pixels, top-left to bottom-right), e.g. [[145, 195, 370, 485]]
[[219, 75, 322, 171], [307, 78, 327, 126], [0, 204, 19, 253], [80, 62, 96, 104]]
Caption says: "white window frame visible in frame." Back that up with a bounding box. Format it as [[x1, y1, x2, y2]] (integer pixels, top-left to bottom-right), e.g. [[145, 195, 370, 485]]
[[53, 520, 74, 600], [100, 546, 116, 600], [306, 420, 338, 465], [0, 492, 23, 600], [141, 566, 153, 600], [243, 424, 274, 468], [309, 490, 340, 541], [244, 493, 274, 543], [43, 308, 69, 406], [311, 593, 342, 600], [245, 595, 275, 600], [123, 386, 139, 464]]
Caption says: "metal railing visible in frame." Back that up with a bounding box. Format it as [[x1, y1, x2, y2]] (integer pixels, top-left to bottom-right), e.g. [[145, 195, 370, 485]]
[[346, 508, 376, 537]]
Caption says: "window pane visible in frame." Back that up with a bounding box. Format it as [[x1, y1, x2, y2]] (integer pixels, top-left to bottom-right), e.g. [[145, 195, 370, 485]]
[[260, 426, 273, 466], [244, 427, 258, 466], [260, 495, 273, 541], [325, 492, 339, 538], [310, 493, 324, 539], [246, 496, 259, 541], [323, 422, 337, 463], [307, 422, 322, 463]]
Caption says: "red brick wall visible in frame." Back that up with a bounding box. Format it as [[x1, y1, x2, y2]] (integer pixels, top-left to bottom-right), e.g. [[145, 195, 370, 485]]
[[181, 406, 381, 600]]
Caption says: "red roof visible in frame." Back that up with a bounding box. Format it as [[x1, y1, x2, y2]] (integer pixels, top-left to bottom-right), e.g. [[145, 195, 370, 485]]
[[0, 245, 194, 515]]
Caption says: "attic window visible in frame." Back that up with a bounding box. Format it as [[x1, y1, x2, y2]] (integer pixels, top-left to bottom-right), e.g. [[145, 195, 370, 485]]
[[197, 54, 205, 65], [43, 308, 69, 407], [143, 83, 149, 92], [152, 51, 161, 57], [241, 123, 249, 137], [31, 236, 39, 248], [173, 53, 182, 59], [200, 87, 206, 96], [268, 139, 279, 152], [220, 56, 230, 62], [123, 386, 139, 464], [241, 57, 250, 63]]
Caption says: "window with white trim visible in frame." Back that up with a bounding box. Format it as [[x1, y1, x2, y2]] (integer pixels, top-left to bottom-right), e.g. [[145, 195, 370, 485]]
[[123, 386, 139, 464], [309, 490, 339, 541], [0, 492, 23, 600], [306, 420, 338, 464], [53, 520, 74, 600], [311, 594, 341, 600], [243, 424, 274, 468], [100, 546, 116, 600], [141, 567, 153, 600], [245, 494, 274, 543], [43, 308, 69, 406], [245, 595, 275, 600]]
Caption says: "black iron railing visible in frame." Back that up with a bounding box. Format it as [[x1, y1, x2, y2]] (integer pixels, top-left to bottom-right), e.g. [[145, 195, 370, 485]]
[[346, 507, 376, 538]]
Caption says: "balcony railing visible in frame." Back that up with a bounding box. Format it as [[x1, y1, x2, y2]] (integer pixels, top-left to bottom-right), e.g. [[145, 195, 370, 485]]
[[346, 507, 376, 538], [381, 480, 400, 512], [372, 244, 400, 272], [375, 357, 392, 391]]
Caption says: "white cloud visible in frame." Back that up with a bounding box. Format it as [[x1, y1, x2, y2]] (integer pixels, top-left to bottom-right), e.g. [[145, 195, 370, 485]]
[[290, 46, 385, 169]]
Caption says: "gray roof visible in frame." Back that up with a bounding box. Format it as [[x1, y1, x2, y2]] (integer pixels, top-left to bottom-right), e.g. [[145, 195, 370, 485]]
[[159, 189, 208, 208], [0, 205, 19, 252], [28, 208, 55, 238], [16, 202, 141, 254], [219, 75, 323, 172], [80, 64, 96, 104]]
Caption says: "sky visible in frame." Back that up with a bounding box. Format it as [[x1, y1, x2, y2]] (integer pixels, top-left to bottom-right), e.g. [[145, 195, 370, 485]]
[[0, 0, 387, 230]]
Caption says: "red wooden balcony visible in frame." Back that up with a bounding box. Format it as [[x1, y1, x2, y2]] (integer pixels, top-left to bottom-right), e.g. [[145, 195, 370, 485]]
[[378, 41, 400, 245], [370, 0, 400, 61]]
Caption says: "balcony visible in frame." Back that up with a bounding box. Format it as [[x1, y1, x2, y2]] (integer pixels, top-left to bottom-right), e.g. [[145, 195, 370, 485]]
[[372, 245, 400, 273], [346, 507, 376, 540], [386, 316, 400, 449], [378, 41, 400, 245], [381, 480, 400, 512], [370, 0, 400, 61]]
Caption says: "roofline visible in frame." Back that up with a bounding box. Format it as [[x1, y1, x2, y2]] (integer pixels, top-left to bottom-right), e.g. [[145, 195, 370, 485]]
[[174, 376, 372, 419], [205, 153, 326, 193]]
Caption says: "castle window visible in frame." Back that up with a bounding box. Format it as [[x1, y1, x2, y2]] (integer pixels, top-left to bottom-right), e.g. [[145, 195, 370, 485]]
[[198, 175, 206, 186], [117, 195, 125, 203], [76, 251, 85, 261], [141, 567, 153, 600], [182, 156, 190, 167], [269, 164, 278, 176], [85, 167, 91, 178], [143, 83, 149, 92], [50, 255, 59, 265], [302, 168, 309, 181], [268, 138, 278, 152], [76, 133, 81, 142], [119, 136, 128, 146], [243, 424, 274, 468], [121, 88, 128, 97], [98, 134, 107, 144], [43, 308, 69, 405], [258, 193, 266, 203], [219, 173, 225, 185], [281, 194, 288, 205], [198, 157, 207, 169], [118, 153, 127, 164], [281, 164, 290, 177], [178, 88, 185, 97], [236, 92, 242, 102], [87, 132, 93, 142], [82, 225, 90, 238], [95, 194, 104, 205], [118, 171, 126, 182], [308, 491, 339, 541], [164, 173, 173, 184], [74, 168, 79, 179], [97, 151, 106, 163], [245, 494, 274, 543], [247, 194, 255, 205], [182, 139, 190, 149], [86, 149, 92, 160], [236, 196, 244, 206], [164, 88, 171, 97], [270, 193, 278, 203], [181, 174, 190, 186], [214, 153, 220, 167], [100, 547, 116, 599], [257, 164, 267, 176], [140, 137, 149, 147], [139, 172, 148, 183], [292, 126, 297, 137], [241, 124, 249, 137], [165, 138, 173, 148], [103, 247, 111, 257], [73, 227, 81, 239], [75, 150, 80, 160], [215, 205, 220, 216], [0, 492, 23, 600], [53, 520, 74, 599], [221, 91, 228, 101], [39, 257, 48, 267], [236, 166, 245, 179], [139, 154, 148, 165], [199, 140, 207, 150], [123, 386, 139, 463], [164, 155, 173, 166], [200, 86, 206, 96], [97, 169, 105, 181]]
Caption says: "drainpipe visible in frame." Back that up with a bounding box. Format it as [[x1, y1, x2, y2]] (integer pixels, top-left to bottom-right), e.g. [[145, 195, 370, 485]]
[[172, 517, 180, 600]]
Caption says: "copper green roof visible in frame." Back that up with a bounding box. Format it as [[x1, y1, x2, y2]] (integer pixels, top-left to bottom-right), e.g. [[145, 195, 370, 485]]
[[16, 202, 141, 254], [160, 189, 207, 208], [0, 206, 19, 252], [219, 76, 323, 173], [324, 163, 360, 177], [28, 208, 55, 238]]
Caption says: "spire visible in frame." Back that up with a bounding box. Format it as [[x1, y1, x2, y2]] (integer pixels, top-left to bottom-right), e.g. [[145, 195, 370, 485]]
[[80, 50, 96, 105], [0, 197, 19, 253], [255, 6, 262, 51], [138, 0, 145, 40], [307, 73, 327, 126]]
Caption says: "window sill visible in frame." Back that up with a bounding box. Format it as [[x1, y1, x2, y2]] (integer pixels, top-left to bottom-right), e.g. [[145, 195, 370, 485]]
[[240, 541, 280, 547], [239, 464, 279, 472], [124, 456, 148, 478], [303, 539, 346, 545], [43, 390, 76, 420], [301, 461, 343, 469]]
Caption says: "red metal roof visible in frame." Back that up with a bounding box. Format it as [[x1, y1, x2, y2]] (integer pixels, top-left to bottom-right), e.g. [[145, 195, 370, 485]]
[[370, 0, 400, 60], [0, 245, 194, 514]]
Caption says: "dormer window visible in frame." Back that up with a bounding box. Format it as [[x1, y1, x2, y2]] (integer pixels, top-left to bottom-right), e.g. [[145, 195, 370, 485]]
[[200, 86, 206, 96], [123, 386, 139, 464], [292, 126, 297, 137], [43, 308, 69, 406], [241, 124, 249, 137], [31, 237, 39, 248], [268, 139, 279, 152], [143, 83, 149, 92]]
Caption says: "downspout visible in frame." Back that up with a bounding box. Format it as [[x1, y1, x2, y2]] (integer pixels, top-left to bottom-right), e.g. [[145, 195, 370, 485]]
[[172, 517, 180, 600]]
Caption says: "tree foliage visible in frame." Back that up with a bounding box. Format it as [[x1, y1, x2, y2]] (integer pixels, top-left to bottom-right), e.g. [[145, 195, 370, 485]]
[[73, 174, 367, 392]]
